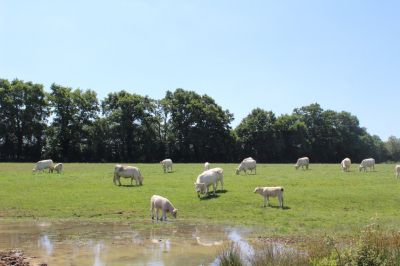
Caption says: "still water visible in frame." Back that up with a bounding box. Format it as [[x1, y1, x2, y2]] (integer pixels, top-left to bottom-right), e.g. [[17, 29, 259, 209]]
[[0, 221, 254, 265]]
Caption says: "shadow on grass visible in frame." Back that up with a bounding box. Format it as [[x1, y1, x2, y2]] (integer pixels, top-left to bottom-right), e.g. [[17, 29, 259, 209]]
[[199, 194, 220, 201], [263, 205, 291, 210], [216, 189, 228, 193], [119, 184, 141, 188]]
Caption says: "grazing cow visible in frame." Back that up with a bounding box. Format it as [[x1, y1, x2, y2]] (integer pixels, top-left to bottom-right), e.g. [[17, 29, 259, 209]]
[[114, 165, 143, 186], [341, 158, 351, 172], [50, 163, 63, 173], [295, 157, 309, 170], [359, 158, 375, 172], [194, 168, 224, 197], [208, 167, 224, 191], [254, 186, 284, 208], [150, 195, 178, 221], [32, 159, 53, 173], [160, 159, 173, 173], [395, 165, 400, 179], [236, 157, 257, 175]]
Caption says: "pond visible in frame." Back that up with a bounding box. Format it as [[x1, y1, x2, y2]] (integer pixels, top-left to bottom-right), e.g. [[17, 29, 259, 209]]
[[0, 221, 254, 265]]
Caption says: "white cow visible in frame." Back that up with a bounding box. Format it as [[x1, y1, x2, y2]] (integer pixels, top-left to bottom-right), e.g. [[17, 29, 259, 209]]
[[204, 162, 210, 171], [359, 158, 375, 172], [254, 186, 284, 208], [160, 159, 173, 173], [295, 157, 309, 170], [50, 163, 63, 173], [150, 195, 178, 221], [32, 159, 53, 173], [113, 165, 143, 186], [395, 165, 400, 179], [208, 167, 224, 191], [194, 168, 224, 197], [236, 157, 257, 175], [341, 158, 351, 172]]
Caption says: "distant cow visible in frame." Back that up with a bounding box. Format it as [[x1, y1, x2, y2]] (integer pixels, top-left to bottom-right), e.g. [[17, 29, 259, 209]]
[[160, 159, 173, 173], [204, 162, 210, 171], [32, 159, 53, 173], [295, 157, 309, 170], [114, 165, 143, 186], [50, 163, 63, 174], [236, 157, 257, 175], [341, 158, 351, 172], [359, 158, 375, 172], [395, 165, 400, 179]]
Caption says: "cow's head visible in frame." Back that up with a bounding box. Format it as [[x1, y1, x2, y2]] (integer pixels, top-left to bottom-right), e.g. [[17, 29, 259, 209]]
[[172, 208, 178, 218], [194, 182, 206, 196], [253, 187, 262, 194], [114, 164, 123, 172], [235, 168, 240, 175]]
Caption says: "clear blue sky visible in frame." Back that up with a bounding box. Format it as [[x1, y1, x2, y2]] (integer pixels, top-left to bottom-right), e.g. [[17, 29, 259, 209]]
[[1, 0, 399, 140]]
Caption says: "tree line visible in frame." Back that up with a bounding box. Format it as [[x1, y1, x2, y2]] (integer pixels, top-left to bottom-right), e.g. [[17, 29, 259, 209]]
[[1, 78, 399, 163]]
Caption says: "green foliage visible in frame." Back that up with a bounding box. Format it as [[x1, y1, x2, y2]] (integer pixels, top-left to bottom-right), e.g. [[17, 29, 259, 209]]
[[235, 108, 279, 162], [235, 104, 389, 163], [101, 91, 162, 162], [341, 222, 400, 265], [0, 79, 48, 161], [0, 77, 396, 163], [45, 84, 99, 161], [161, 89, 235, 162], [385, 136, 400, 162]]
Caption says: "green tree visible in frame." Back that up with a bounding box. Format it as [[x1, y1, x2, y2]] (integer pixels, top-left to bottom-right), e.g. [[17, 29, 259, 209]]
[[101, 91, 162, 162], [385, 136, 400, 162], [45, 84, 99, 161], [161, 89, 234, 162], [275, 114, 309, 162], [0, 79, 49, 161], [235, 108, 280, 162]]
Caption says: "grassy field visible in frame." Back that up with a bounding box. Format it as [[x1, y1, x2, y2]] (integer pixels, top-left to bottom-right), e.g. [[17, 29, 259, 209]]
[[0, 163, 399, 236]]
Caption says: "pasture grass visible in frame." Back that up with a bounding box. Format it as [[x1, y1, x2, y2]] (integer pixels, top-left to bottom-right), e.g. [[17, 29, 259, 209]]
[[0, 163, 399, 236]]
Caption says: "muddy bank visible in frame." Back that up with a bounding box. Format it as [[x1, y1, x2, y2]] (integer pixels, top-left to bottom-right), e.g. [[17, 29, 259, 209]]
[[0, 249, 46, 266]]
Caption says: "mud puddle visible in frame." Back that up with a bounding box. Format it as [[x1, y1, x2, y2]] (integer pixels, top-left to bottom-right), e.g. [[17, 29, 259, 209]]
[[0, 221, 253, 265]]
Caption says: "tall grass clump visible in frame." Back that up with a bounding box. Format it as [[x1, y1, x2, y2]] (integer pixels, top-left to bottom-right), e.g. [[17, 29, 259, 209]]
[[217, 221, 400, 266], [340, 222, 400, 265], [311, 221, 400, 265], [217, 243, 244, 266], [250, 243, 309, 266]]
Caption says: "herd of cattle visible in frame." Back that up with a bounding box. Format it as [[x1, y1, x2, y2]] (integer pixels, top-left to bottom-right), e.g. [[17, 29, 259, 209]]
[[32, 157, 400, 221]]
